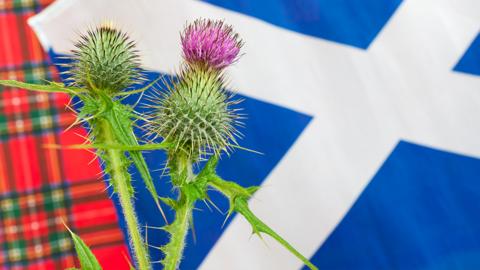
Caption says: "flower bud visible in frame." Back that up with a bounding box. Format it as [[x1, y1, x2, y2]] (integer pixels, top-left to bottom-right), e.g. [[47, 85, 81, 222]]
[[67, 25, 142, 94], [181, 19, 243, 70], [148, 65, 241, 160]]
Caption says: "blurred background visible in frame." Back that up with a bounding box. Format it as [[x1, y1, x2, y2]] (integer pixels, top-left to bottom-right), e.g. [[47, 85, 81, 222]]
[[1, 0, 480, 269]]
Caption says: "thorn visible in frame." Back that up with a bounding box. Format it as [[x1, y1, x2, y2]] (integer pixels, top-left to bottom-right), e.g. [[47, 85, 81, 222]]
[[73, 131, 92, 143], [147, 244, 163, 251], [102, 183, 112, 193], [253, 229, 269, 248], [121, 251, 135, 269], [42, 143, 62, 149], [144, 225, 165, 230], [63, 116, 81, 133], [190, 215, 197, 245], [222, 210, 233, 228], [202, 199, 213, 212], [154, 199, 169, 225], [88, 154, 99, 165], [207, 199, 224, 215]]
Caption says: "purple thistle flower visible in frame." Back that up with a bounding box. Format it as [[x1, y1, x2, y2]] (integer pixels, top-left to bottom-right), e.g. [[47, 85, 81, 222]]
[[181, 19, 243, 70]]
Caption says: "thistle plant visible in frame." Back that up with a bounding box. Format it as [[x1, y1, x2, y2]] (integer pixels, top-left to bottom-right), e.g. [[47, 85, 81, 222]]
[[0, 19, 318, 270], [142, 19, 317, 270]]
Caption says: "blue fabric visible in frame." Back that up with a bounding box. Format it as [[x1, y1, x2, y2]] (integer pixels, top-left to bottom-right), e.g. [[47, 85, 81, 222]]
[[201, 0, 403, 49], [454, 33, 480, 76], [305, 141, 480, 270]]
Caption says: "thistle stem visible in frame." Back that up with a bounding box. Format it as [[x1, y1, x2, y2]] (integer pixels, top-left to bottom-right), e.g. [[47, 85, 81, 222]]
[[161, 154, 197, 270], [100, 119, 151, 270], [162, 192, 193, 270]]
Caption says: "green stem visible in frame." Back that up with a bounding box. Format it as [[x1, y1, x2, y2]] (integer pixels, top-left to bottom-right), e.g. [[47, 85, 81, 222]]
[[161, 154, 198, 270], [161, 192, 193, 270], [100, 119, 151, 270], [209, 176, 318, 270]]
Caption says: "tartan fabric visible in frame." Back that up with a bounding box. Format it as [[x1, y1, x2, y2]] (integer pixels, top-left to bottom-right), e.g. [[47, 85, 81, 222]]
[[0, 1, 130, 269]]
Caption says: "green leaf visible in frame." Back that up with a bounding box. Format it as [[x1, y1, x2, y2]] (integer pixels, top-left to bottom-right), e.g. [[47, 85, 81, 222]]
[[208, 176, 318, 270], [108, 103, 168, 223], [46, 142, 171, 151], [0, 79, 81, 94], [67, 227, 102, 270]]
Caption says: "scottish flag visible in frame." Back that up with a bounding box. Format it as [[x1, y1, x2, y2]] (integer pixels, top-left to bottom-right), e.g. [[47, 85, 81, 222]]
[[28, 0, 480, 269]]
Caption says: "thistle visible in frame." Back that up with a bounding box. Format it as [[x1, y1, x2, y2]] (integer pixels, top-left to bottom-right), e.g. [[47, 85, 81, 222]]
[[146, 19, 318, 270], [66, 24, 143, 94], [181, 19, 243, 70], [147, 20, 243, 162]]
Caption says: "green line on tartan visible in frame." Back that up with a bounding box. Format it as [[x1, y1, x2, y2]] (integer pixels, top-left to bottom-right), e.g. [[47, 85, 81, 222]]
[[42, 185, 67, 212], [5, 239, 27, 263], [49, 231, 72, 255], [0, 196, 21, 218]]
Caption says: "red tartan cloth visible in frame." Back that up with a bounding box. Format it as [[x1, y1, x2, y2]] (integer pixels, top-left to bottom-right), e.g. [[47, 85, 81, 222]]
[[0, 1, 130, 269]]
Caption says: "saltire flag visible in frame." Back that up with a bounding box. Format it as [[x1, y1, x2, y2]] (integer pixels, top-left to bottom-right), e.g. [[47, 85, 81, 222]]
[[2, 0, 480, 269]]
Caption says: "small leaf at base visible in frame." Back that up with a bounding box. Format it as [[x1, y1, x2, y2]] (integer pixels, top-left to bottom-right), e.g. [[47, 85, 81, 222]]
[[66, 226, 102, 270]]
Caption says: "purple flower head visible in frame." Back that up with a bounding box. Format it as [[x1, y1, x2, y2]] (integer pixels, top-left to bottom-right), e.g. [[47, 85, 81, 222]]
[[181, 19, 243, 70]]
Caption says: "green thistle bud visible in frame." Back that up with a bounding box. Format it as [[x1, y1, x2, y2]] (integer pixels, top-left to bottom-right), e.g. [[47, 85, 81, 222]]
[[147, 64, 242, 160], [66, 24, 142, 94]]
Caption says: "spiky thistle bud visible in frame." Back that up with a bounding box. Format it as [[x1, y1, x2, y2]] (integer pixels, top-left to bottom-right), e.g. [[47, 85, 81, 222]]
[[67, 24, 142, 94], [148, 66, 242, 160], [148, 19, 243, 160], [181, 19, 243, 70]]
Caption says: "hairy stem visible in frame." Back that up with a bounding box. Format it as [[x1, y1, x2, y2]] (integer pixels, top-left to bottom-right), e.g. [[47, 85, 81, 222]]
[[161, 192, 193, 270], [209, 176, 318, 270], [161, 154, 198, 270], [100, 118, 151, 270]]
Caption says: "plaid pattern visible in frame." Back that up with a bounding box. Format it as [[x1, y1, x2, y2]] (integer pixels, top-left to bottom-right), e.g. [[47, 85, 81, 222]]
[[0, 1, 130, 269]]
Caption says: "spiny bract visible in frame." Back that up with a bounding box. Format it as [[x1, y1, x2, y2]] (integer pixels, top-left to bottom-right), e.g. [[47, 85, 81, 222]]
[[147, 65, 242, 160], [66, 25, 142, 94]]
